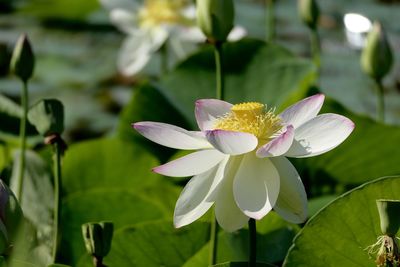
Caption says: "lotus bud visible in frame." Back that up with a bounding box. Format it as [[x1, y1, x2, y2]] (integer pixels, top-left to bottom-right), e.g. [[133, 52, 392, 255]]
[[0, 180, 22, 243], [196, 0, 234, 43], [361, 22, 393, 82], [10, 34, 35, 82], [28, 99, 64, 137], [82, 221, 114, 258], [376, 199, 400, 236], [298, 0, 320, 30]]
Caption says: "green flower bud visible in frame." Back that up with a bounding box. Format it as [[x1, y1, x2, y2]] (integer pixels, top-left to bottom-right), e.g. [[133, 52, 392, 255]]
[[10, 34, 35, 82], [361, 22, 393, 81], [0, 180, 22, 243], [28, 99, 64, 137], [196, 0, 234, 42], [376, 199, 400, 236], [82, 221, 114, 258], [298, 0, 320, 30]]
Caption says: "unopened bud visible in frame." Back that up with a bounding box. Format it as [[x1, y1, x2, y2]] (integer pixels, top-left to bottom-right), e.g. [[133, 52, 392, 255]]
[[82, 221, 113, 258], [376, 199, 400, 236], [28, 99, 64, 137], [298, 0, 320, 30], [0, 180, 22, 243], [361, 22, 393, 81], [10, 34, 35, 82], [196, 0, 234, 43]]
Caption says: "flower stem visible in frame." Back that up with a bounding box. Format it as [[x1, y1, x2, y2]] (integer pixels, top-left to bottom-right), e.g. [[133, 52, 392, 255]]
[[310, 29, 321, 79], [214, 41, 225, 101], [52, 139, 62, 263], [16, 81, 28, 202], [209, 208, 219, 266], [266, 0, 275, 42], [375, 78, 385, 123], [248, 218, 257, 267]]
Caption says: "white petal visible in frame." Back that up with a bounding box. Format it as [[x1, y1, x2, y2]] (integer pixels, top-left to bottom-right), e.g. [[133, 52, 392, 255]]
[[233, 153, 280, 220], [279, 94, 325, 128], [227, 26, 247, 42], [100, 0, 139, 11], [214, 156, 249, 232], [195, 99, 233, 131], [148, 27, 169, 52], [256, 125, 294, 158], [117, 28, 168, 76], [285, 114, 355, 158], [109, 9, 138, 35], [176, 26, 206, 43], [206, 130, 258, 155], [117, 36, 152, 76], [174, 157, 229, 228], [270, 157, 307, 223], [133, 122, 211, 150], [181, 4, 196, 19], [153, 149, 225, 177]]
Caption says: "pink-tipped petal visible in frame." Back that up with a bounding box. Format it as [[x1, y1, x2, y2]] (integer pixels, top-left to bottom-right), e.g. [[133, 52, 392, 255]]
[[174, 157, 228, 228], [195, 99, 232, 131], [206, 130, 258, 155], [285, 114, 355, 158], [133, 121, 211, 150], [270, 157, 308, 223], [153, 149, 225, 177], [256, 125, 295, 158], [279, 94, 325, 128], [233, 153, 280, 220], [214, 157, 249, 232]]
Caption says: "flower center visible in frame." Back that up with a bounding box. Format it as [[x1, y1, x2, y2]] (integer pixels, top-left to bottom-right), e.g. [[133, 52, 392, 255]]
[[213, 102, 282, 140], [138, 0, 191, 28]]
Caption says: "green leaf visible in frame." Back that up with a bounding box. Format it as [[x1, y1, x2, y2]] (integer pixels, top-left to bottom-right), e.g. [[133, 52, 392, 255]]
[[297, 98, 400, 186], [0, 94, 38, 142], [48, 264, 71, 267], [60, 190, 166, 265], [62, 138, 162, 195], [104, 221, 210, 267], [160, 39, 316, 127], [28, 99, 64, 136], [283, 176, 400, 267], [9, 150, 54, 266], [20, 0, 99, 20], [183, 212, 299, 267], [212, 262, 275, 267], [117, 83, 190, 161]]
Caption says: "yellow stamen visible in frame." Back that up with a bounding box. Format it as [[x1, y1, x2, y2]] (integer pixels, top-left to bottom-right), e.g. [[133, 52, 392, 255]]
[[138, 0, 192, 28], [214, 102, 282, 140]]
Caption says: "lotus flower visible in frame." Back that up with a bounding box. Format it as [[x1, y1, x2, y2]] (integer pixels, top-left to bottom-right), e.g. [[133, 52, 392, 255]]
[[133, 94, 354, 232], [100, 0, 246, 76]]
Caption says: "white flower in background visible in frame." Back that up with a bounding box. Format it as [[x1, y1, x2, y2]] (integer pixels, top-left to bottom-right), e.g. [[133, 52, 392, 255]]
[[133, 94, 355, 232], [100, 0, 246, 76]]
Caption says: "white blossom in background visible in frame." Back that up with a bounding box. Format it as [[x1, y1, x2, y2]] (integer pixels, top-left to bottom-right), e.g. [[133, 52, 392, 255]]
[[100, 0, 246, 76], [133, 94, 355, 232]]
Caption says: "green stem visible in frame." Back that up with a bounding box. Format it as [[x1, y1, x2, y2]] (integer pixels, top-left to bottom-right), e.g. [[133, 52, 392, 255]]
[[248, 219, 257, 267], [266, 0, 275, 42], [310, 29, 321, 78], [375, 79, 385, 123], [214, 42, 224, 101], [52, 140, 62, 263], [209, 209, 218, 266], [16, 81, 28, 202], [160, 42, 168, 76]]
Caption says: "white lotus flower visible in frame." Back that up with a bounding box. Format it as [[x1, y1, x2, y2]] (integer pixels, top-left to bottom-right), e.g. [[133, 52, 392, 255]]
[[133, 94, 355, 232], [100, 0, 246, 76]]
